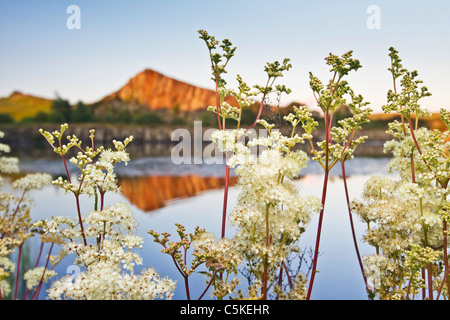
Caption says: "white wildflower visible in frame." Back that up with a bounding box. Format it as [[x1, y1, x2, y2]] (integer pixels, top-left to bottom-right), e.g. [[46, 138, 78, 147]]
[[23, 267, 57, 290], [12, 173, 52, 191]]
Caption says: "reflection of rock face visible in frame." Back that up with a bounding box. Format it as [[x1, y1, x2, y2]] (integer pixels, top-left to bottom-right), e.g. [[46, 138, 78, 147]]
[[119, 175, 237, 212]]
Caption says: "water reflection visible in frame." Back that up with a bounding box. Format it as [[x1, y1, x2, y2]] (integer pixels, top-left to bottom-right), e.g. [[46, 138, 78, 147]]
[[120, 174, 237, 212], [5, 154, 396, 300]]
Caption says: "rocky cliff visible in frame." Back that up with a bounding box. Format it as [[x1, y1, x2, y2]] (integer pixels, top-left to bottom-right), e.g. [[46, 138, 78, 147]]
[[98, 69, 218, 112]]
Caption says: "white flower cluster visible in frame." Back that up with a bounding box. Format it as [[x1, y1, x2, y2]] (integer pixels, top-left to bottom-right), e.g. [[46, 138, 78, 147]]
[[351, 49, 450, 299], [12, 173, 52, 191], [192, 232, 241, 269], [34, 126, 176, 300], [210, 119, 321, 297], [24, 267, 58, 290], [0, 132, 19, 188], [47, 133, 132, 197], [37, 201, 177, 300], [210, 129, 246, 154], [352, 176, 443, 253], [47, 262, 175, 300], [352, 109, 449, 299], [0, 131, 54, 299]]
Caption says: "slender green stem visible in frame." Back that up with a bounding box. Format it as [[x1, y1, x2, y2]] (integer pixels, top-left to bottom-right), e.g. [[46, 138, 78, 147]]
[[214, 74, 222, 131], [58, 139, 71, 184]]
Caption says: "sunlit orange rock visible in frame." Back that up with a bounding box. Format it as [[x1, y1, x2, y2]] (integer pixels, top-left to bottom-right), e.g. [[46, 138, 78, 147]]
[[100, 69, 217, 112], [119, 174, 237, 212]]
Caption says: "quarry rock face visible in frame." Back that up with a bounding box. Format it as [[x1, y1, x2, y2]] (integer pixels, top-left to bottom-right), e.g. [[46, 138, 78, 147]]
[[101, 69, 217, 112]]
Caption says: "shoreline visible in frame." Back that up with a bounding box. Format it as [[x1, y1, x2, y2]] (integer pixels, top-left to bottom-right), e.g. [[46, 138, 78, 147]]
[[0, 122, 392, 158]]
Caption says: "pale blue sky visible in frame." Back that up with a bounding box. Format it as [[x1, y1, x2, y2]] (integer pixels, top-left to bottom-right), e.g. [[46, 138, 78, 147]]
[[0, 0, 449, 112]]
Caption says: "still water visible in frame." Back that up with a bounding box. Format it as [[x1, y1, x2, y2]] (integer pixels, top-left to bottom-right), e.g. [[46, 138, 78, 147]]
[[14, 155, 395, 300]]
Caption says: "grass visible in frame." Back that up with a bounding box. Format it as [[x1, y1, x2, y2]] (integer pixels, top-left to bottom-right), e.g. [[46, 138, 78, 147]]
[[0, 92, 52, 122]]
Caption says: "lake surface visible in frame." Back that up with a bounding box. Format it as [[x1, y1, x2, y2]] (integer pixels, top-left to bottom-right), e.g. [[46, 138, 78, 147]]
[[10, 154, 396, 300]]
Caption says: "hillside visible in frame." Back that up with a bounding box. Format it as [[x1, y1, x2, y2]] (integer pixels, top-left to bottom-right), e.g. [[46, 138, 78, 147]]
[[0, 91, 52, 121], [96, 69, 218, 112]]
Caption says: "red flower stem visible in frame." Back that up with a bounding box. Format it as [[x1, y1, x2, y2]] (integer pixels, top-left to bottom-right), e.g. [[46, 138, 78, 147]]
[[167, 248, 190, 300], [59, 139, 86, 246], [262, 204, 270, 300], [198, 269, 218, 300], [341, 159, 369, 292], [34, 242, 44, 268], [276, 266, 283, 300], [10, 189, 26, 222], [31, 243, 54, 300], [221, 163, 230, 239], [13, 243, 23, 300], [307, 168, 329, 300], [427, 263, 433, 300], [100, 191, 105, 211], [247, 83, 270, 132], [421, 268, 426, 299], [437, 220, 449, 299], [75, 194, 87, 246], [307, 109, 331, 300], [183, 245, 191, 300], [22, 242, 46, 299], [184, 274, 191, 300], [283, 261, 294, 289]]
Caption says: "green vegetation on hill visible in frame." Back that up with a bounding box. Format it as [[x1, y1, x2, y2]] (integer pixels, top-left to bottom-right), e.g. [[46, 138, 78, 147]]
[[3, 94, 167, 125], [0, 91, 52, 122]]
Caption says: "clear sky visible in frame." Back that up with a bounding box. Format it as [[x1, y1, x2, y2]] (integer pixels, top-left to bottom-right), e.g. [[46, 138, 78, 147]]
[[0, 0, 449, 113]]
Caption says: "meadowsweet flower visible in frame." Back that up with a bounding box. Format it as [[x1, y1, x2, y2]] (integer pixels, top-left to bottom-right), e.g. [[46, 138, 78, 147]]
[[12, 173, 52, 191], [47, 262, 175, 300], [0, 132, 59, 300], [215, 121, 320, 296], [0, 143, 10, 154], [23, 267, 57, 290], [0, 156, 19, 174], [0, 278, 11, 297], [37, 126, 175, 300], [211, 129, 245, 153], [353, 107, 449, 299], [0, 256, 15, 274]]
